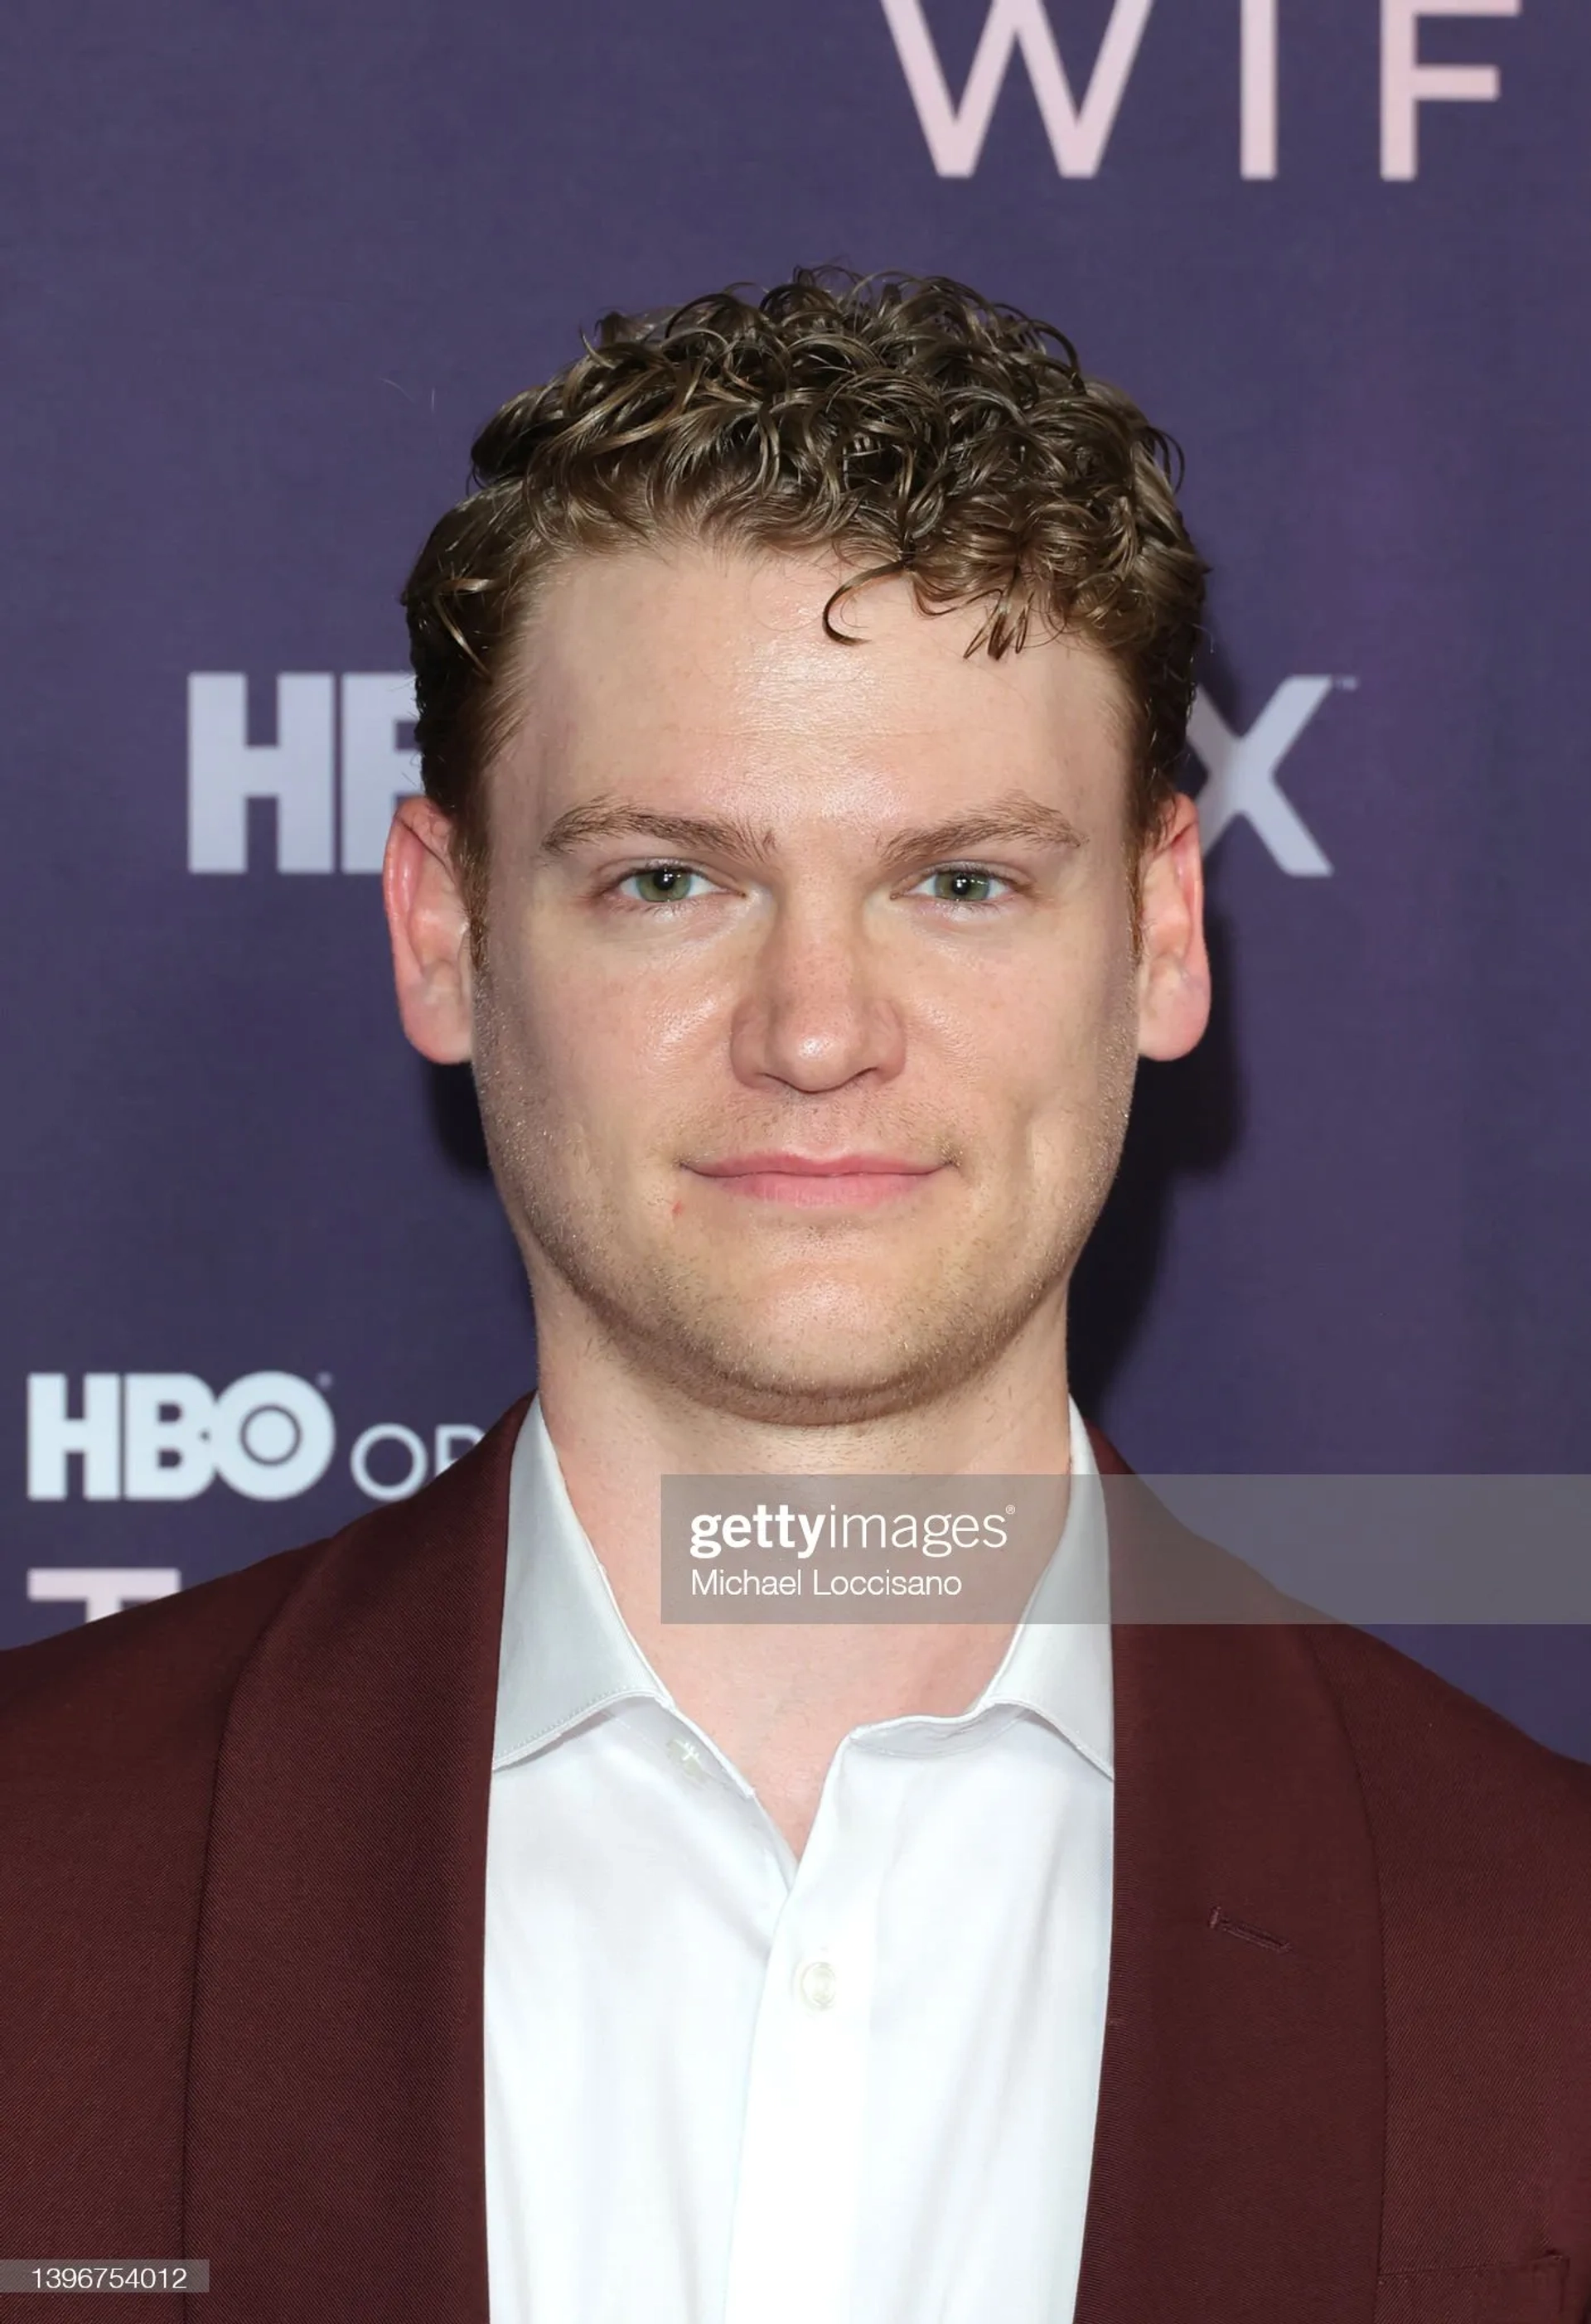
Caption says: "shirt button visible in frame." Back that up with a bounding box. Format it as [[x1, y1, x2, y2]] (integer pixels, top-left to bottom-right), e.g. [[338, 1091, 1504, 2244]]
[[797, 1958, 839, 2012], [666, 1733, 710, 1785]]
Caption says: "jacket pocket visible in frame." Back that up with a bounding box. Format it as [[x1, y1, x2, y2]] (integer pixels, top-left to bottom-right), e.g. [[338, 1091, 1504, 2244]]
[[1376, 2254, 1569, 2324]]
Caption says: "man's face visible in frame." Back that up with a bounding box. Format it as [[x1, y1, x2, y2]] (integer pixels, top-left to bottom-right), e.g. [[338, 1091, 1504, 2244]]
[[394, 542, 1207, 1427]]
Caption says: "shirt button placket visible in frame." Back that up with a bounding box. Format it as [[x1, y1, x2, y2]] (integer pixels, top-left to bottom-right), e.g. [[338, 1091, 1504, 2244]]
[[722, 1796, 877, 2324]]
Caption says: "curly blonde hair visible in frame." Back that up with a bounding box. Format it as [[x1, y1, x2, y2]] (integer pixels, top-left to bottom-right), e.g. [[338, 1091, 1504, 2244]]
[[401, 268, 1207, 915]]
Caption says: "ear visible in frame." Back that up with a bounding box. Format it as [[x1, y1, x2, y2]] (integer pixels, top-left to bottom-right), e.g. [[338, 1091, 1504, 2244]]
[[1135, 790, 1211, 1061], [383, 795, 475, 1064]]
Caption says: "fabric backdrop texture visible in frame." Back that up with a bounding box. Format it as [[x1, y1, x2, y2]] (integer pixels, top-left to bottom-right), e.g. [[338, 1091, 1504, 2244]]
[[3, 0, 1588, 1756]]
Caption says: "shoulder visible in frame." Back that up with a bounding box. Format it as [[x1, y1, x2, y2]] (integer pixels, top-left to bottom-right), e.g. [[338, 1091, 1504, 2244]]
[[0, 1399, 529, 1785], [1305, 1617, 1591, 1923], [0, 1534, 326, 1780], [1307, 1616, 1591, 1819], [1100, 1442, 1591, 1863]]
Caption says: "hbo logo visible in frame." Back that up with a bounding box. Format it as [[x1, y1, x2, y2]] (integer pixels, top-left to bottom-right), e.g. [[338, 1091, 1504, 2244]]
[[27, 1373, 337, 1502], [26, 1374, 483, 1504]]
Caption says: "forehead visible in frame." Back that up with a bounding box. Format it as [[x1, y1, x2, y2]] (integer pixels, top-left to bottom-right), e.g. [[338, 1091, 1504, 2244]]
[[492, 540, 1132, 828]]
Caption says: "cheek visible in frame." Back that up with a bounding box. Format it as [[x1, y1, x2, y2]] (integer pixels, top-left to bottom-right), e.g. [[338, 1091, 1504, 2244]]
[[541, 925, 729, 1077], [493, 935, 712, 1153], [1007, 969, 1140, 1179], [961, 918, 1137, 1099]]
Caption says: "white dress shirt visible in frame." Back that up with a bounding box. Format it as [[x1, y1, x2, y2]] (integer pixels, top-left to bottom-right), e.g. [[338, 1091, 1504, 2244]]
[[484, 1397, 1115, 2324]]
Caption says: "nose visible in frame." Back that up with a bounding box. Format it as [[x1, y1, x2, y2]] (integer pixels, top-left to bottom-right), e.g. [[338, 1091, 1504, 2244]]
[[727, 892, 907, 1095]]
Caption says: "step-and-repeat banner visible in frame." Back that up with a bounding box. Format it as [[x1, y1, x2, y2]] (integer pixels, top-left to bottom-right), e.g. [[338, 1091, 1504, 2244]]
[[5, 0, 1589, 1752]]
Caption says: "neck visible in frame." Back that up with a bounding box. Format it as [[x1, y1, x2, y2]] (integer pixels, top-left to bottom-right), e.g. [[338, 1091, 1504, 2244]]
[[531, 1297, 1076, 1855]]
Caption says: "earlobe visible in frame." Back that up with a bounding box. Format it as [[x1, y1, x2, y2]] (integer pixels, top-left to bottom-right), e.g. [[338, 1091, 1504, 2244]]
[[1136, 791, 1212, 1063], [382, 796, 476, 1065]]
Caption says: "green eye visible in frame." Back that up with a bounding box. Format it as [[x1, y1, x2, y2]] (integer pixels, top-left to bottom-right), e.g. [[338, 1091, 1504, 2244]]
[[624, 865, 708, 903], [920, 867, 1006, 904]]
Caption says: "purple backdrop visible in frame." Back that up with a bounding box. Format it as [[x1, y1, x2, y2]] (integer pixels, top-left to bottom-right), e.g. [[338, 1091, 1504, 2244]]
[[5, 0, 1589, 1752]]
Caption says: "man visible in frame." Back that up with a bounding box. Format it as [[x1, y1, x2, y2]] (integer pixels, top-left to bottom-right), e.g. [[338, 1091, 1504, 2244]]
[[2, 272, 1589, 2322]]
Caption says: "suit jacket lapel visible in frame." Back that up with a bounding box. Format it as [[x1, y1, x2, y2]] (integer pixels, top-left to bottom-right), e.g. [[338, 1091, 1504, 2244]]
[[1076, 1447, 1386, 2323], [181, 1398, 529, 2324]]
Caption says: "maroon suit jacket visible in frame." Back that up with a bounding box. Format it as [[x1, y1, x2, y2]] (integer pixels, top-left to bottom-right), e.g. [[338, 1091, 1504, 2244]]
[[3, 1400, 1591, 2322]]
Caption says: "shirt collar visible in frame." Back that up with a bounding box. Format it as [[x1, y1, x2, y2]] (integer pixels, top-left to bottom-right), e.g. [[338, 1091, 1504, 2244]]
[[974, 1399, 1113, 1779], [492, 1394, 1114, 1780], [492, 1399, 658, 1770]]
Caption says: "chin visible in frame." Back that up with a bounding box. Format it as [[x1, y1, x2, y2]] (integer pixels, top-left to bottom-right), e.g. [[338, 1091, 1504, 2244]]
[[666, 1359, 958, 1431], [659, 1306, 996, 1428]]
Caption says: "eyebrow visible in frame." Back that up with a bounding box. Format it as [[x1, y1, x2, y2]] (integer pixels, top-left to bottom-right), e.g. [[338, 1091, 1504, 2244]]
[[537, 791, 1085, 872], [539, 800, 779, 863]]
